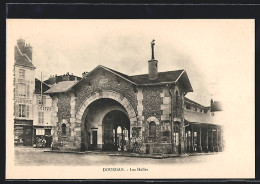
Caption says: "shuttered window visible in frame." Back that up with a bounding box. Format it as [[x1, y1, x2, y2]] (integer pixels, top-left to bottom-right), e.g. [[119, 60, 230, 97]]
[[38, 111, 44, 124], [18, 83, 26, 97], [19, 69, 25, 79], [18, 104, 26, 117]]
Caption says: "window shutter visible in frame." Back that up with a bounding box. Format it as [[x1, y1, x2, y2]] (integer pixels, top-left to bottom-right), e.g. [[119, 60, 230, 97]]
[[26, 105, 30, 118], [15, 84, 18, 96], [42, 112, 44, 124], [15, 104, 19, 117], [26, 84, 30, 98]]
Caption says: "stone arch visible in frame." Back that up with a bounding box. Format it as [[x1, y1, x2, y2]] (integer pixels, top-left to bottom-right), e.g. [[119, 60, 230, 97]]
[[76, 90, 137, 125], [146, 116, 160, 125]]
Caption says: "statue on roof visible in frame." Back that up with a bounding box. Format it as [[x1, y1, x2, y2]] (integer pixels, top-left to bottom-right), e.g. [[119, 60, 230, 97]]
[[150, 39, 155, 60]]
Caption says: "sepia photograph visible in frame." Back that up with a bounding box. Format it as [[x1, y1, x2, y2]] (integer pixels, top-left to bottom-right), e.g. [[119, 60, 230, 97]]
[[6, 19, 255, 179]]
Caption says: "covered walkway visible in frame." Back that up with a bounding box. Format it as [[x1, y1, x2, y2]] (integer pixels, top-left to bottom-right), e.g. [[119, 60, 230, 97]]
[[184, 109, 224, 153]]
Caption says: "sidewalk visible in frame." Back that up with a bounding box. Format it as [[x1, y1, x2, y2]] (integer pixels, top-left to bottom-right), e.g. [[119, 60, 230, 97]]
[[44, 149, 218, 159]]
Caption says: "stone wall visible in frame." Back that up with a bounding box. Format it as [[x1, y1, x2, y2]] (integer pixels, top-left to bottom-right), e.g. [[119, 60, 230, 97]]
[[75, 67, 138, 114]]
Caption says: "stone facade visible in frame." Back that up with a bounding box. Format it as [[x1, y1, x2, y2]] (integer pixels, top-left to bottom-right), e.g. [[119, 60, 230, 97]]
[[48, 65, 223, 154]]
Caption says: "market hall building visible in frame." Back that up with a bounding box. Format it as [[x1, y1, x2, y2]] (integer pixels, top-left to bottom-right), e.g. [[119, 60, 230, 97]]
[[45, 42, 223, 154]]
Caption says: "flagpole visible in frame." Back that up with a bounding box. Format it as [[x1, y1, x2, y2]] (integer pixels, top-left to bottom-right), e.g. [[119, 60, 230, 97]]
[[41, 72, 43, 105]]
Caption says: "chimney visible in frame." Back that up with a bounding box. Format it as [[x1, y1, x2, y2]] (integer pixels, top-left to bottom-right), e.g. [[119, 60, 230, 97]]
[[17, 39, 25, 53], [82, 71, 88, 78], [148, 39, 158, 80], [24, 44, 33, 61]]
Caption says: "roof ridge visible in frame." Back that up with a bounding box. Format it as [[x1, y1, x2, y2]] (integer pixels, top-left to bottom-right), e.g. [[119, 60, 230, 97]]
[[130, 69, 185, 77]]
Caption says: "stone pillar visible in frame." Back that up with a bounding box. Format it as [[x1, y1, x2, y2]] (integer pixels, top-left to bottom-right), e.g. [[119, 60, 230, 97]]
[[115, 127, 118, 148], [191, 124, 194, 153], [215, 127, 219, 152], [198, 126, 202, 152], [210, 128, 214, 152], [205, 125, 209, 152], [51, 95, 59, 146], [219, 127, 223, 151], [70, 92, 81, 151]]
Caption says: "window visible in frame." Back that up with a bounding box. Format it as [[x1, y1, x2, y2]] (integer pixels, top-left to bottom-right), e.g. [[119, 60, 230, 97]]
[[18, 104, 29, 117], [38, 111, 44, 124], [149, 121, 156, 137], [173, 125, 179, 145], [37, 95, 46, 105], [16, 83, 30, 97], [17, 83, 26, 97], [62, 123, 66, 135], [19, 69, 25, 79], [194, 131, 197, 146]]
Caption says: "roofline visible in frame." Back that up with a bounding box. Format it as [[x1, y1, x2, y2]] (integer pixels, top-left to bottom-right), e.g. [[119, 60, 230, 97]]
[[184, 97, 209, 109], [44, 81, 79, 94], [174, 70, 185, 83], [14, 63, 36, 70], [139, 81, 176, 86], [35, 78, 51, 87], [82, 65, 138, 86]]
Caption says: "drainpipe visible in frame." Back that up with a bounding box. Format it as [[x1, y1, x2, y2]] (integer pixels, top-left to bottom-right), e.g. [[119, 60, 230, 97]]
[[168, 84, 174, 154]]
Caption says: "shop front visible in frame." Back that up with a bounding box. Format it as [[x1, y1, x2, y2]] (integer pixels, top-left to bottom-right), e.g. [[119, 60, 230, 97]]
[[14, 120, 33, 146], [33, 126, 53, 148]]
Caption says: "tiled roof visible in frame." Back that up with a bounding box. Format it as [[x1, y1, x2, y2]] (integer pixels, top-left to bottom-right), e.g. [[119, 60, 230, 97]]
[[14, 46, 36, 69], [184, 97, 210, 109], [44, 81, 78, 94], [184, 109, 216, 125], [130, 70, 184, 85]]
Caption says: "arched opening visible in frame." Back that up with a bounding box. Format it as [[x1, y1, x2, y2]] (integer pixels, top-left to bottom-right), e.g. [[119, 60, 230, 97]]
[[149, 121, 156, 138], [81, 98, 130, 151], [62, 123, 66, 135], [102, 110, 130, 151]]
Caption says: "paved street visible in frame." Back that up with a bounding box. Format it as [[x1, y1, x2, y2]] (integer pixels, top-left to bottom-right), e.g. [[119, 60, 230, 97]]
[[14, 146, 221, 166]]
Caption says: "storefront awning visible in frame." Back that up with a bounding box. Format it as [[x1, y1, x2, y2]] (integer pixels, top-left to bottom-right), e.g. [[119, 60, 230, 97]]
[[184, 109, 219, 125]]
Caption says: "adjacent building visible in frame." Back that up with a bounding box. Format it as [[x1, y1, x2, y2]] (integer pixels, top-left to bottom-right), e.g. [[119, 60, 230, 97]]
[[13, 39, 82, 147], [14, 39, 36, 146]]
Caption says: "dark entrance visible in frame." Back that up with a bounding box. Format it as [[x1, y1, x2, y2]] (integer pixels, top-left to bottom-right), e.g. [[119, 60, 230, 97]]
[[102, 110, 130, 151], [92, 131, 97, 148]]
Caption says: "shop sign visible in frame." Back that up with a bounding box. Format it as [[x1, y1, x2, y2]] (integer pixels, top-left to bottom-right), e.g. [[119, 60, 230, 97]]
[[15, 98, 32, 104], [17, 79, 31, 84], [14, 120, 33, 126], [37, 105, 52, 111]]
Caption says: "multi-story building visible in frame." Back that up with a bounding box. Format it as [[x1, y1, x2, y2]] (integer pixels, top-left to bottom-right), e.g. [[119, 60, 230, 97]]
[[32, 78, 53, 147], [13, 39, 36, 146], [13, 39, 82, 147]]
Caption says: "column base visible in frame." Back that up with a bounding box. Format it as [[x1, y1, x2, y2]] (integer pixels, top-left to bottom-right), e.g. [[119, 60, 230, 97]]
[[197, 146, 202, 153], [219, 146, 223, 152], [203, 146, 208, 152], [209, 146, 214, 152], [214, 146, 219, 152]]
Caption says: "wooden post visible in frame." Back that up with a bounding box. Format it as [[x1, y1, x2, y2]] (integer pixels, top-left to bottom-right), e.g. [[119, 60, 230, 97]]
[[191, 124, 194, 152], [211, 128, 214, 152], [198, 126, 202, 152], [205, 125, 209, 152]]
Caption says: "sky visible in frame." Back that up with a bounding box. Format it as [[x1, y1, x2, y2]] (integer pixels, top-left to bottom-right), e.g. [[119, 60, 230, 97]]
[[6, 19, 254, 106]]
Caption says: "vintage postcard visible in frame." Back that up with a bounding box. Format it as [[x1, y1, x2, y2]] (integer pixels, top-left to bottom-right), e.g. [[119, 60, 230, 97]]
[[6, 19, 255, 179]]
